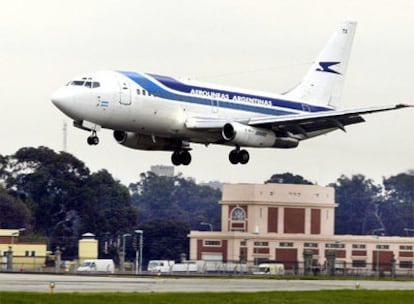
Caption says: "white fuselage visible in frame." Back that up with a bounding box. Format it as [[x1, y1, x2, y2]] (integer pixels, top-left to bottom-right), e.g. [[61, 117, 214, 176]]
[[51, 70, 332, 145]]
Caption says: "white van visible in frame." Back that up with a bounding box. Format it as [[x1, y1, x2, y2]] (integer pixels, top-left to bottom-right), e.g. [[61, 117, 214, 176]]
[[147, 260, 175, 273], [77, 259, 115, 274], [254, 263, 285, 275]]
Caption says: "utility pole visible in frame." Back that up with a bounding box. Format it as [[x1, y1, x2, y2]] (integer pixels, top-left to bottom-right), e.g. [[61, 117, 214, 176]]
[[135, 230, 143, 274], [121, 233, 131, 272], [63, 121, 67, 152]]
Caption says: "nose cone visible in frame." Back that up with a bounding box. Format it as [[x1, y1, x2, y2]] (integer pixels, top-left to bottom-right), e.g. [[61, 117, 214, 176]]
[[51, 87, 73, 114]]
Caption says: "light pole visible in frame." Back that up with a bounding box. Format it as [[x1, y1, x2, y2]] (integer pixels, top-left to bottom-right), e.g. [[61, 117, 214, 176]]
[[200, 222, 213, 231], [135, 230, 143, 274], [253, 227, 259, 267], [371, 228, 384, 278], [122, 233, 131, 272]]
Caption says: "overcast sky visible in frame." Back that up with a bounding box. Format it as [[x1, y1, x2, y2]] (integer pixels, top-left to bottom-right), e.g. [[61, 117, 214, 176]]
[[1, 0, 413, 186]]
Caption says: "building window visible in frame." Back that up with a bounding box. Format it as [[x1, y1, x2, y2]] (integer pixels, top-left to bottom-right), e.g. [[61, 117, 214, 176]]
[[254, 241, 269, 247], [352, 244, 366, 249], [400, 261, 413, 269], [400, 245, 413, 251], [376, 245, 389, 250], [352, 260, 367, 268], [279, 242, 294, 247], [326, 243, 345, 249], [304, 243, 318, 248], [31, 251, 36, 257], [25, 251, 30, 257], [240, 241, 247, 246], [204, 240, 221, 247], [231, 207, 246, 221]]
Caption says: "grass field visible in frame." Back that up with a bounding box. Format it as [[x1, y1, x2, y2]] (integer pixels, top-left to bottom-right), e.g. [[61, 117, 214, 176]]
[[1, 290, 413, 304]]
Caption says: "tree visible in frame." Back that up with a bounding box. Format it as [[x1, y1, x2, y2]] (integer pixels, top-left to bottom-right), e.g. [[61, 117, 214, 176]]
[[0, 186, 31, 229], [0, 154, 7, 180], [130, 172, 221, 229], [2, 147, 138, 259], [330, 174, 382, 235], [4, 147, 91, 256], [381, 173, 414, 235], [265, 172, 313, 185], [82, 169, 138, 238]]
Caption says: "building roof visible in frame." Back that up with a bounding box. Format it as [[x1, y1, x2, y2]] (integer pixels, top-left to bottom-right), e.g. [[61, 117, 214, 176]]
[[221, 183, 335, 206]]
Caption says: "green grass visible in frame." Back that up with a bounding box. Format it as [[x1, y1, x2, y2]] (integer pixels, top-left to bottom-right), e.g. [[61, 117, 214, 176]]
[[1, 290, 413, 304]]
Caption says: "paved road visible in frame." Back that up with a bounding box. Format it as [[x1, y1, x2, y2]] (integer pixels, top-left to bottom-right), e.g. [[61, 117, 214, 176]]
[[0, 273, 413, 293]]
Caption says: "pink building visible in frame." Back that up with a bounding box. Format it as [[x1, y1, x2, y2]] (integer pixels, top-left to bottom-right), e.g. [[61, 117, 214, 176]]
[[189, 183, 414, 275]]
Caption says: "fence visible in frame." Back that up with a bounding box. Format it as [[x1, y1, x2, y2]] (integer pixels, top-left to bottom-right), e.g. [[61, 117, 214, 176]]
[[1, 260, 413, 278]]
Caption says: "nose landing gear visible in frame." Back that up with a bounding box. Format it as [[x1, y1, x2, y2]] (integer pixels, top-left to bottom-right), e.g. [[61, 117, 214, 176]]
[[87, 131, 99, 145]]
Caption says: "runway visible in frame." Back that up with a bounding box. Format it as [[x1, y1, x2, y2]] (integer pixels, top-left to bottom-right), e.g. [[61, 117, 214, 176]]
[[0, 273, 413, 293]]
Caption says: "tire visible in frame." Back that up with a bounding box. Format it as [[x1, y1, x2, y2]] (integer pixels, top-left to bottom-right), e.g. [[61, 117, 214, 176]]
[[239, 150, 249, 164], [229, 150, 239, 164], [87, 136, 94, 145], [171, 151, 181, 166], [180, 151, 192, 166]]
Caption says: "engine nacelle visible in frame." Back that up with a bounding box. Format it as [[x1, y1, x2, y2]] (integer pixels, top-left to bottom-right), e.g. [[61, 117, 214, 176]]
[[113, 131, 177, 151], [222, 122, 299, 148]]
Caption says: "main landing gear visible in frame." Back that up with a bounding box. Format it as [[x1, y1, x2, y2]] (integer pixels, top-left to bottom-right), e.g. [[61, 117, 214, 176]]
[[229, 147, 249, 165], [87, 131, 99, 145], [171, 150, 192, 166]]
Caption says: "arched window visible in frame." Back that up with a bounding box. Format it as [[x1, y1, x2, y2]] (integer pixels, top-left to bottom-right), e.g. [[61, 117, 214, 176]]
[[231, 207, 246, 221]]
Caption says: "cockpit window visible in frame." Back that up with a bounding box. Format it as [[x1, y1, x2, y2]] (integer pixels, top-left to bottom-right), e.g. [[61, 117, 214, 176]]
[[66, 80, 100, 88], [71, 80, 85, 86]]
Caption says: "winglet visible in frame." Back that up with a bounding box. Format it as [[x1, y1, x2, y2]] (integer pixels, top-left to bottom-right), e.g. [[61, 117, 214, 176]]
[[396, 103, 413, 109]]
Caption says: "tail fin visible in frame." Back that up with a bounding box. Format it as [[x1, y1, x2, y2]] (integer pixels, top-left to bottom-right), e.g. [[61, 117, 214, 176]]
[[284, 21, 357, 108]]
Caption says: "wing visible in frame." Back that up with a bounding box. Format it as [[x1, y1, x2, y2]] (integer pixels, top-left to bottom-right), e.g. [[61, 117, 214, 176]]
[[246, 104, 411, 139], [185, 104, 411, 142]]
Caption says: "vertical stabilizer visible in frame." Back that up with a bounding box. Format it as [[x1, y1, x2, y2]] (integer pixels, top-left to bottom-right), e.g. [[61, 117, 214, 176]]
[[284, 21, 357, 108]]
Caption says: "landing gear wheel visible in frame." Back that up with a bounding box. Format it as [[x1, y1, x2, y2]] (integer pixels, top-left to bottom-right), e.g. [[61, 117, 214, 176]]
[[171, 150, 192, 166], [171, 151, 181, 166], [239, 149, 249, 164], [87, 133, 99, 146], [180, 151, 192, 166], [228, 148, 250, 165], [229, 150, 239, 164]]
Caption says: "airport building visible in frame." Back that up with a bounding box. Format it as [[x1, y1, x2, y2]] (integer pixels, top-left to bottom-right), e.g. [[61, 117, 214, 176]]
[[0, 229, 47, 271], [188, 183, 414, 275]]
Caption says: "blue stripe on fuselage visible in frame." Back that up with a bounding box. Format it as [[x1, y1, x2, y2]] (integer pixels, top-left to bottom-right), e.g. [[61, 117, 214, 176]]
[[117, 71, 328, 116], [147, 73, 332, 113]]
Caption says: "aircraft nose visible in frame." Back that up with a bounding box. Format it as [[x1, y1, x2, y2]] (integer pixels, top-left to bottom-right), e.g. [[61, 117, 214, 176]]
[[51, 87, 72, 111]]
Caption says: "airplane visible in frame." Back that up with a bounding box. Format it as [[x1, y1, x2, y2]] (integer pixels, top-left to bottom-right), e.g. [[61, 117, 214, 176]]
[[51, 21, 411, 166]]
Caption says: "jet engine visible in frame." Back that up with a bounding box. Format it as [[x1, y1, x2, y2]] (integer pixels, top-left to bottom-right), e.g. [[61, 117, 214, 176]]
[[222, 122, 299, 148], [113, 131, 178, 151]]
